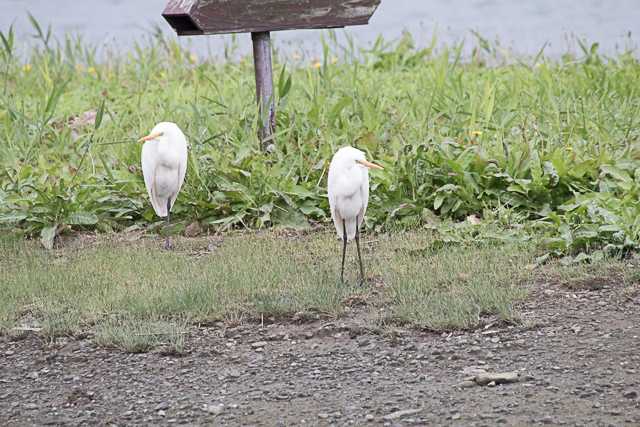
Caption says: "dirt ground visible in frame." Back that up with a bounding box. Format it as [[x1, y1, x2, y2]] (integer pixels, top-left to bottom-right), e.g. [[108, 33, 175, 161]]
[[1, 278, 640, 426]]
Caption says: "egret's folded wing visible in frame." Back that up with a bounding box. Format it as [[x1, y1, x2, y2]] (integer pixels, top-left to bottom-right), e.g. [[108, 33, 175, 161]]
[[358, 173, 369, 226], [141, 143, 162, 216], [175, 143, 188, 198]]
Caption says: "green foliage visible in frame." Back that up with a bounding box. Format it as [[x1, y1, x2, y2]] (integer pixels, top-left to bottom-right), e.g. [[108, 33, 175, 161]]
[[1, 18, 640, 257]]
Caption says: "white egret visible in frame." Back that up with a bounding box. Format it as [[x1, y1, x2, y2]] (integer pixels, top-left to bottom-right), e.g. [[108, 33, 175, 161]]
[[139, 122, 188, 250], [327, 146, 384, 283]]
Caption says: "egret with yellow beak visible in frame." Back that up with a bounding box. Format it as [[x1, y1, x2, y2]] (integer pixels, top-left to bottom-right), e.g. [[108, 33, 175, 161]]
[[139, 122, 188, 250], [327, 146, 384, 284]]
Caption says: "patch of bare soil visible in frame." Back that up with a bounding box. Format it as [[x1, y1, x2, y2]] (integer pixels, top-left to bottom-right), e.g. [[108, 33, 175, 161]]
[[1, 280, 640, 426]]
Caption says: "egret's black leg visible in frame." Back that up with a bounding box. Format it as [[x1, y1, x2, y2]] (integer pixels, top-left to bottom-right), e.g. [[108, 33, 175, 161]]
[[355, 219, 365, 285], [164, 198, 173, 250], [341, 219, 347, 283]]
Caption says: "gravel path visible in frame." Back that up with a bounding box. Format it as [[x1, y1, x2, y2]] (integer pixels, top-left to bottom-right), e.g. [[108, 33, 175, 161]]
[[2, 281, 639, 426]]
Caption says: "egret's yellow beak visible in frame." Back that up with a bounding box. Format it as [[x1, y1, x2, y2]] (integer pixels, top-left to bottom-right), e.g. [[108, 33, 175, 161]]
[[356, 159, 384, 170], [138, 131, 163, 143]]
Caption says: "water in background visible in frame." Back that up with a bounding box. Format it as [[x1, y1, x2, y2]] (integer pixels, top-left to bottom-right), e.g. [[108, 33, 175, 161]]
[[1, 0, 638, 59]]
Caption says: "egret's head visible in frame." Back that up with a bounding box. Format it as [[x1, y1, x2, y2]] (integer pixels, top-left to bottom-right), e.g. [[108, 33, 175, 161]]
[[335, 146, 384, 171], [138, 122, 183, 144]]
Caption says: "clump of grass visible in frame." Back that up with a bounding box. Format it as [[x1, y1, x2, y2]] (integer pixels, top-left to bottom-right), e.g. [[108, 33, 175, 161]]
[[539, 256, 638, 291], [95, 318, 187, 354], [39, 306, 83, 341], [387, 243, 532, 330]]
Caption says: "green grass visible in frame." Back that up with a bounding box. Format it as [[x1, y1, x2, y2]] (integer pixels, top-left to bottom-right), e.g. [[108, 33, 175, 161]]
[[2, 230, 637, 351], [0, 231, 534, 337], [0, 23, 639, 258], [388, 244, 530, 329], [95, 318, 187, 354]]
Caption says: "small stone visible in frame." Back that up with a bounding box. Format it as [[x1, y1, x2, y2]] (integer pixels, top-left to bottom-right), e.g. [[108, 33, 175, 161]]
[[462, 366, 487, 376], [24, 403, 38, 410], [452, 413, 461, 420], [623, 390, 638, 399], [382, 409, 421, 421], [251, 341, 267, 349], [456, 381, 476, 388], [157, 410, 166, 417], [202, 403, 224, 415], [468, 346, 482, 354], [318, 413, 329, 419], [365, 414, 375, 422], [474, 372, 520, 386], [357, 338, 370, 347], [155, 402, 170, 411]]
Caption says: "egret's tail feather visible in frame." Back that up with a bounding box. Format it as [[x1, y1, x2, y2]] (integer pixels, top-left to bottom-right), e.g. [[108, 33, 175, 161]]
[[151, 195, 172, 218]]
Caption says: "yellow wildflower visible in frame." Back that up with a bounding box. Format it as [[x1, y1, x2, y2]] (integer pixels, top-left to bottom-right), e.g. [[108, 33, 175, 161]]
[[471, 130, 483, 137], [23, 63, 32, 73], [189, 53, 198, 64], [331, 56, 338, 64], [88, 66, 97, 76], [312, 60, 322, 69]]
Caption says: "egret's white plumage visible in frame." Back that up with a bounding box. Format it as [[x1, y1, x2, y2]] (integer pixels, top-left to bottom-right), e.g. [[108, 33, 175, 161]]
[[139, 122, 188, 249], [140, 122, 188, 218], [327, 146, 383, 282], [328, 147, 370, 240]]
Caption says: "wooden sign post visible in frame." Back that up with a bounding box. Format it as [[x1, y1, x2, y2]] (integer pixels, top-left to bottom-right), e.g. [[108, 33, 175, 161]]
[[162, 0, 381, 150]]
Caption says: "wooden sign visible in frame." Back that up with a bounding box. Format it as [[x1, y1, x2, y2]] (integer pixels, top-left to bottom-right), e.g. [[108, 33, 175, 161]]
[[162, 0, 381, 148]]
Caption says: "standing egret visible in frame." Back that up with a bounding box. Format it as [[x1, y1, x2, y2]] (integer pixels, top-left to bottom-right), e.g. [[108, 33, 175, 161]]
[[327, 146, 384, 283], [139, 122, 188, 250]]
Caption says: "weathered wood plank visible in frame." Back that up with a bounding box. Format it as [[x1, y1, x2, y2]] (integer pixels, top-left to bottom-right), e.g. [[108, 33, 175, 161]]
[[163, 0, 381, 36]]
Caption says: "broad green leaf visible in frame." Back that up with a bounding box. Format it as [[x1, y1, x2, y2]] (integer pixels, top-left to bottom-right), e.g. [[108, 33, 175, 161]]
[[0, 213, 27, 223], [67, 212, 99, 225], [433, 195, 444, 210], [600, 165, 631, 183], [94, 99, 105, 130]]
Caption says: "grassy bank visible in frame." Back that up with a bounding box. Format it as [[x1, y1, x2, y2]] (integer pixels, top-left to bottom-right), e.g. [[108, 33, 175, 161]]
[[0, 23, 639, 259], [0, 231, 533, 349], [2, 231, 637, 352]]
